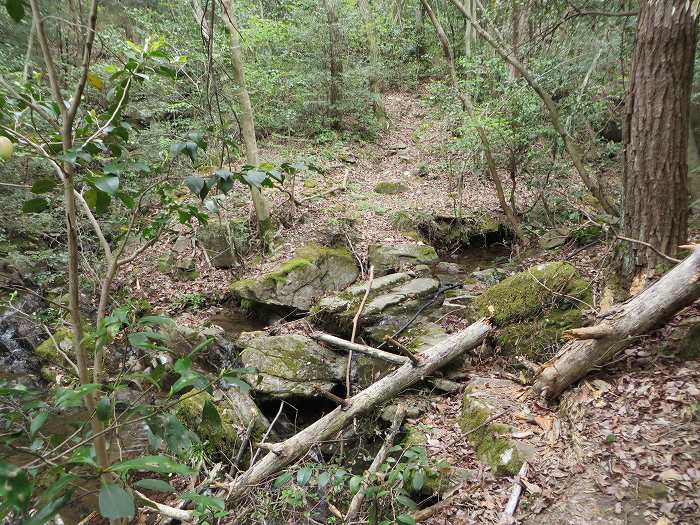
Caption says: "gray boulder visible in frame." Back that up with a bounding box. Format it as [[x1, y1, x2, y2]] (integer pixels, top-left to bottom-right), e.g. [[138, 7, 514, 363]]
[[238, 332, 345, 398], [230, 244, 359, 310], [368, 243, 439, 276]]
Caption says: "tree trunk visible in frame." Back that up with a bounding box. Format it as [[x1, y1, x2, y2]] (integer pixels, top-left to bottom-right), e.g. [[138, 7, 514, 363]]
[[357, 0, 387, 129], [323, 0, 343, 130], [224, 319, 493, 502], [618, 0, 697, 284], [221, 0, 273, 246], [531, 247, 700, 401], [463, 0, 474, 58]]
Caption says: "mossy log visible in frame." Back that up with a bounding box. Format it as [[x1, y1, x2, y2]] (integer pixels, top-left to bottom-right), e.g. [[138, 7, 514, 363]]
[[223, 318, 494, 502], [532, 247, 700, 400]]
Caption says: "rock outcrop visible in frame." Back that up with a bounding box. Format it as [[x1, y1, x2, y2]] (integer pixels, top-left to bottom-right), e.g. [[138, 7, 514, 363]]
[[368, 243, 439, 277], [231, 244, 359, 310]]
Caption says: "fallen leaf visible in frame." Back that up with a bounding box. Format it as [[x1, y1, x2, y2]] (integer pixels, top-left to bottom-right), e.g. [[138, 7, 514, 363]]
[[659, 468, 683, 482]]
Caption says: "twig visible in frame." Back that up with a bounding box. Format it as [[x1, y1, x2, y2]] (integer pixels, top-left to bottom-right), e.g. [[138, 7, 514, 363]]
[[412, 494, 460, 522], [384, 336, 421, 365], [345, 405, 406, 523], [314, 386, 351, 409], [250, 401, 284, 466], [135, 490, 194, 521], [616, 235, 681, 264], [234, 418, 256, 470], [346, 266, 374, 398], [498, 462, 529, 524]]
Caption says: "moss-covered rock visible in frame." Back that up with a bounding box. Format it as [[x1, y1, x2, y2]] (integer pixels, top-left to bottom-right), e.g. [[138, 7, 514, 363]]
[[418, 213, 511, 249], [374, 181, 409, 194], [33, 326, 95, 369], [475, 262, 591, 327], [238, 332, 345, 397], [458, 393, 524, 476], [495, 309, 585, 361], [231, 244, 359, 310], [176, 391, 242, 458], [368, 243, 439, 277]]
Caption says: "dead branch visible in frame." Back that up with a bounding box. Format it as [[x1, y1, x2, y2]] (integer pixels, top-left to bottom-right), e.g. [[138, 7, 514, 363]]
[[310, 331, 410, 366], [498, 462, 529, 524], [345, 405, 406, 523], [562, 325, 614, 341], [347, 266, 375, 397]]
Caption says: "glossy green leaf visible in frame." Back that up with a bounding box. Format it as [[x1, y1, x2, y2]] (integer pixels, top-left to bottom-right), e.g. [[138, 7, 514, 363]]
[[317, 471, 331, 488], [296, 467, 312, 486], [54, 384, 101, 409], [5, 0, 24, 22], [96, 397, 112, 422], [24, 494, 72, 525], [0, 462, 31, 511], [349, 475, 363, 494], [98, 483, 134, 520], [273, 472, 292, 489], [395, 494, 417, 510], [29, 411, 49, 438], [412, 468, 425, 492], [134, 479, 176, 493], [202, 400, 221, 429], [95, 176, 119, 196], [397, 515, 416, 525], [110, 455, 194, 475]]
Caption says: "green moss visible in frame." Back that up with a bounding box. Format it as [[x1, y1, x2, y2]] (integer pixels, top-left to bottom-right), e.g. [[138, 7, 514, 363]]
[[638, 481, 669, 501], [476, 262, 591, 326], [496, 309, 584, 361], [374, 181, 409, 194], [34, 326, 95, 367], [458, 393, 523, 476], [402, 423, 429, 447], [230, 278, 257, 294], [176, 392, 242, 458], [266, 257, 313, 284], [295, 243, 352, 261]]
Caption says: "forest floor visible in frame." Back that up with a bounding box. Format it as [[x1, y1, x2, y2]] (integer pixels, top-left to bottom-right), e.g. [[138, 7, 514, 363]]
[[118, 90, 699, 524]]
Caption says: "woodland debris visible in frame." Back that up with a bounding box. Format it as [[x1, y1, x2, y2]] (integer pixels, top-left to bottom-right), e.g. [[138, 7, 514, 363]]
[[223, 319, 494, 502], [345, 404, 407, 523], [498, 461, 529, 524], [310, 331, 410, 365], [531, 247, 700, 400]]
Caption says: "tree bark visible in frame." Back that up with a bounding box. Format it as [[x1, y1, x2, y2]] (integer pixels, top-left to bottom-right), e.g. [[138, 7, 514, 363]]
[[531, 247, 700, 401], [618, 1, 697, 283], [224, 319, 493, 502], [357, 0, 387, 129], [220, 0, 272, 245], [323, 0, 343, 130]]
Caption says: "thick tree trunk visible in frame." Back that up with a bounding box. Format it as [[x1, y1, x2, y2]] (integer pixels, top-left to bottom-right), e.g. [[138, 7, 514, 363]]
[[532, 247, 700, 401], [323, 0, 343, 130], [357, 0, 387, 129], [618, 1, 696, 283], [224, 319, 493, 502], [221, 0, 272, 245]]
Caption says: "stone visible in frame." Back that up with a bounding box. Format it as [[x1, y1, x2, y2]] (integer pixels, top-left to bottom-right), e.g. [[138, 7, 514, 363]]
[[313, 276, 440, 337], [471, 267, 506, 285], [475, 262, 591, 326], [539, 227, 571, 250], [458, 377, 533, 476], [198, 222, 237, 268], [368, 243, 439, 276], [231, 244, 359, 310], [176, 391, 243, 458], [418, 214, 511, 249], [374, 181, 409, 194], [435, 261, 462, 274], [237, 332, 345, 398]]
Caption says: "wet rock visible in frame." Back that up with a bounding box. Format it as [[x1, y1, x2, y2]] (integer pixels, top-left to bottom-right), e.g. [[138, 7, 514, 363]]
[[231, 244, 359, 310], [418, 214, 512, 250], [0, 294, 44, 376], [471, 267, 507, 285], [237, 332, 345, 398], [368, 243, 439, 277]]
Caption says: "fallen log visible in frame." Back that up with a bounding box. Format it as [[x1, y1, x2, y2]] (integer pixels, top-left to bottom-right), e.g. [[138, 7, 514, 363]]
[[224, 319, 493, 502], [531, 247, 700, 400]]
